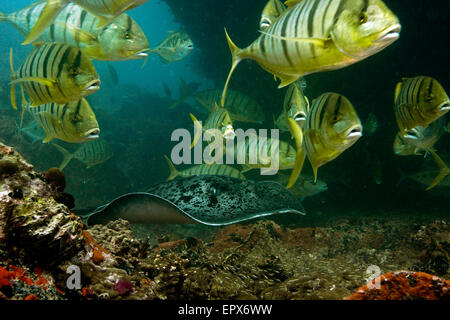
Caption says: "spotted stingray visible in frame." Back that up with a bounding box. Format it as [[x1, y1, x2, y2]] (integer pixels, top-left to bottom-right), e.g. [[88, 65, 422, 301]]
[[85, 175, 306, 226]]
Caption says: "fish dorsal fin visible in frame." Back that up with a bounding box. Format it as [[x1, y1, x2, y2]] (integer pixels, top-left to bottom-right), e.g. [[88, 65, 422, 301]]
[[284, 0, 306, 9], [394, 81, 404, 103], [23, 0, 67, 44]]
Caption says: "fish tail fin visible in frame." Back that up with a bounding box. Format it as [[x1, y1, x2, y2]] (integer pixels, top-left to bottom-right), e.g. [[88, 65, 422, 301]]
[[168, 78, 192, 109], [189, 113, 202, 149], [9, 48, 17, 110], [426, 150, 450, 190], [221, 28, 243, 107], [52, 143, 74, 171], [286, 118, 305, 189], [0, 11, 8, 23], [179, 77, 189, 96], [164, 155, 179, 181], [23, 0, 67, 44]]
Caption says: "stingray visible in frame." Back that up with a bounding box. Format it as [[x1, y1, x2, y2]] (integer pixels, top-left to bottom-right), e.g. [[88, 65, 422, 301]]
[[84, 175, 306, 226]]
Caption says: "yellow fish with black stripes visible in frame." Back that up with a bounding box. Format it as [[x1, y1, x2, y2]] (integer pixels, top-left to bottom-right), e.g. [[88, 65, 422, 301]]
[[151, 31, 194, 64], [394, 76, 450, 133], [22, 0, 148, 45], [53, 138, 113, 170], [222, 0, 401, 105], [275, 79, 310, 132], [304, 92, 362, 181], [0, 2, 149, 61], [164, 155, 246, 181], [10, 43, 100, 109], [190, 103, 235, 148], [260, 0, 286, 31], [233, 132, 297, 173], [194, 89, 266, 124], [25, 98, 100, 144]]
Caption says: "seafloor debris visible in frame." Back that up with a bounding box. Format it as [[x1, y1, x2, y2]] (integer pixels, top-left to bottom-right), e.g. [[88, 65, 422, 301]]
[[345, 271, 449, 300], [0, 143, 449, 300]]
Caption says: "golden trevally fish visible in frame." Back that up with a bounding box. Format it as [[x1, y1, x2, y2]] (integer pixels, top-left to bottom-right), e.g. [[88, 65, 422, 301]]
[[394, 76, 450, 133], [400, 117, 446, 156], [233, 132, 297, 172], [0, 2, 149, 61], [10, 44, 100, 109], [53, 138, 113, 170], [22, 0, 148, 44], [164, 155, 246, 181], [190, 103, 235, 148], [393, 133, 421, 157], [25, 98, 100, 144], [395, 118, 448, 190], [260, 0, 286, 30], [275, 79, 310, 132], [275, 172, 328, 198], [304, 92, 362, 181], [194, 89, 265, 124], [222, 0, 401, 106], [151, 31, 194, 63]]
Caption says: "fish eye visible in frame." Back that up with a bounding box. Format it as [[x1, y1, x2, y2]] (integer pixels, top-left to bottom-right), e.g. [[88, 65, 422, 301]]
[[359, 12, 368, 24], [124, 32, 131, 39], [425, 94, 434, 102]]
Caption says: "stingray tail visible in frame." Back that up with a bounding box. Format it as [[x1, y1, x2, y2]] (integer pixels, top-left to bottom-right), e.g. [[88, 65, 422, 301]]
[[164, 155, 179, 180]]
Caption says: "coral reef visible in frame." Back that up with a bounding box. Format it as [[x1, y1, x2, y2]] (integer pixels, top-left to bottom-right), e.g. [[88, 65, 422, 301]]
[[0, 143, 449, 300], [345, 271, 449, 300]]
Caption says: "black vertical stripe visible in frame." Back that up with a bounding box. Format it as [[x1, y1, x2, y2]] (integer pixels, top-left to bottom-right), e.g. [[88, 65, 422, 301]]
[[56, 46, 70, 78], [280, 20, 294, 68]]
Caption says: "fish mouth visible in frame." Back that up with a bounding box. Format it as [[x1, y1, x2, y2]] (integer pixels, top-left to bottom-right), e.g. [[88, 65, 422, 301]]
[[85, 128, 100, 140], [346, 125, 363, 139], [224, 126, 235, 140], [294, 112, 307, 122], [135, 49, 150, 58], [376, 24, 401, 43], [85, 80, 101, 92], [438, 101, 450, 111]]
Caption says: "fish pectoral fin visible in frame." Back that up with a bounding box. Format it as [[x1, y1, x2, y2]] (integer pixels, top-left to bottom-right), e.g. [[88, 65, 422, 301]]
[[96, 16, 114, 28], [278, 74, 300, 88], [12, 77, 56, 88], [56, 22, 98, 44], [23, 0, 68, 44]]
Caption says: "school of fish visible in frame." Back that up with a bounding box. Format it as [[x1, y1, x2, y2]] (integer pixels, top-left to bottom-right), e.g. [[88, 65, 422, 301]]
[[1, 0, 449, 219]]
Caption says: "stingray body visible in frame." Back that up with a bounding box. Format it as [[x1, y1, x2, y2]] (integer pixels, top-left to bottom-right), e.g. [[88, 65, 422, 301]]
[[86, 175, 306, 226]]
